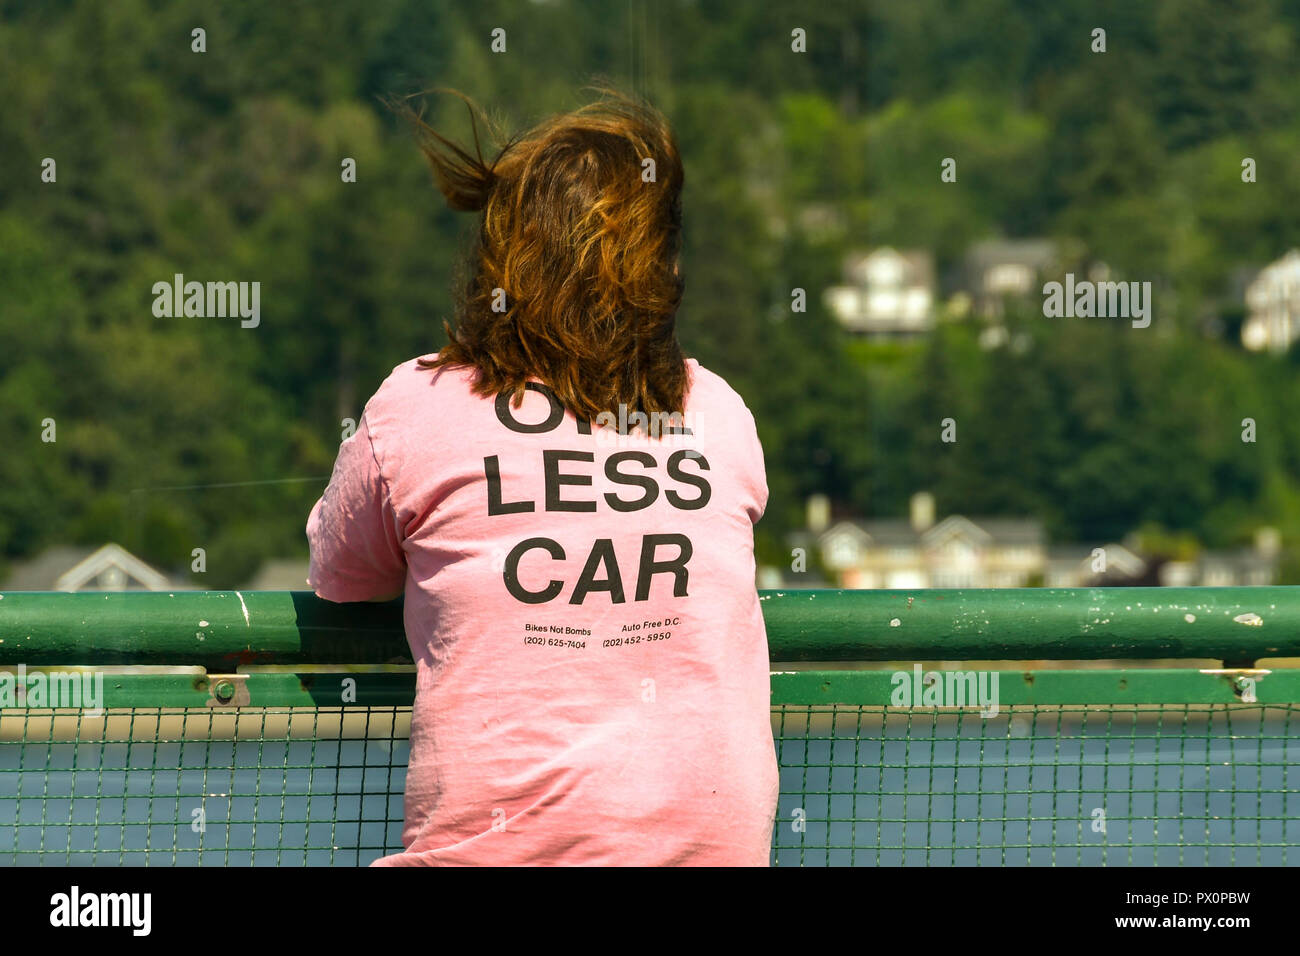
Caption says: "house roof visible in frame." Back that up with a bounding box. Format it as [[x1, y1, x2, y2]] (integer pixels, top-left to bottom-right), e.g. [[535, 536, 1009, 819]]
[[3, 543, 172, 591], [939, 516, 1041, 546], [965, 238, 1058, 271], [3, 545, 99, 590], [819, 515, 1043, 549], [1046, 543, 1146, 576], [853, 519, 914, 546], [843, 248, 935, 288]]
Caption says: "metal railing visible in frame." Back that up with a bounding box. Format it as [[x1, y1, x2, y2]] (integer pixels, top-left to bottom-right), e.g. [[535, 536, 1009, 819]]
[[2, 587, 1298, 865]]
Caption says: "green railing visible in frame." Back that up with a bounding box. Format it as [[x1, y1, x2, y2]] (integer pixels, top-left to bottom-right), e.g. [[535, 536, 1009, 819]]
[[2, 588, 1298, 865]]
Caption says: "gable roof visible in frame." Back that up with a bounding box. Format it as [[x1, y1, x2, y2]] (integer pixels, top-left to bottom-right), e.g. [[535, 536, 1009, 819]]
[[1046, 543, 1146, 576], [923, 515, 994, 547], [56, 543, 172, 591], [4, 543, 172, 591], [816, 515, 1043, 550], [844, 247, 935, 288], [855, 519, 916, 547], [819, 521, 874, 549]]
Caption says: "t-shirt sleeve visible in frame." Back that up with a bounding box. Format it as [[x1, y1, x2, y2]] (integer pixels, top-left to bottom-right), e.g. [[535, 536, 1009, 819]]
[[306, 412, 407, 602], [741, 405, 769, 525]]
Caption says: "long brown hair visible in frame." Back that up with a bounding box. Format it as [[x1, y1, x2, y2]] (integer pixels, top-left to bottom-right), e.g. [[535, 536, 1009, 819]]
[[396, 86, 689, 422]]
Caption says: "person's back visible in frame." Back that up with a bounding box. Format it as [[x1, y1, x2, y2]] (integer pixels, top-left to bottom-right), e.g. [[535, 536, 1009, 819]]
[[306, 87, 778, 865]]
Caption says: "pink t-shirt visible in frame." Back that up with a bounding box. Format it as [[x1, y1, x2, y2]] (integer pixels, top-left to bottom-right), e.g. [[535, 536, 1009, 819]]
[[306, 355, 778, 865]]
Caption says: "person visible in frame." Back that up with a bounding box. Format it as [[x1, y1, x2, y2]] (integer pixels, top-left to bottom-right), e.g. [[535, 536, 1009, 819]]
[[306, 87, 777, 865]]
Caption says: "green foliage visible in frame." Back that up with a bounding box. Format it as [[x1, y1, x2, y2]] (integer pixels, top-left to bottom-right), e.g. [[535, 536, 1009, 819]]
[[2, 0, 1300, 582]]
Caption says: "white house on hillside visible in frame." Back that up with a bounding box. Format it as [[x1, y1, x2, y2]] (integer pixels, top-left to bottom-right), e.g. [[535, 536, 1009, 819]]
[[1243, 250, 1300, 353], [1045, 543, 1147, 587], [825, 248, 935, 338], [964, 238, 1059, 318], [782, 493, 1283, 589], [806, 492, 1045, 589]]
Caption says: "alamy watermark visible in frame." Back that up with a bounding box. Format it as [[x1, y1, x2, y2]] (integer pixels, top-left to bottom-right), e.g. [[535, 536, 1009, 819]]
[[1043, 273, 1151, 328], [0, 664, 105, 716], [151, 273, 260, 328], [49, 886, 150, 936], [890, 664, 1000, 717], [592, 403, 703, 449]]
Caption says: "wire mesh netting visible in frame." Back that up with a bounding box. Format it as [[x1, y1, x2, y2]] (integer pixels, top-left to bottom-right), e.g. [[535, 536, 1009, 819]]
[[0, 708, 407, 866], [2, 703, 1297, 866], [771, 704, 1300, 866]]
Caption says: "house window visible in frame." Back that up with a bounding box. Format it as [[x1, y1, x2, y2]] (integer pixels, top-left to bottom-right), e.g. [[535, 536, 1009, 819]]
[[986, 263, 1033, 295], [828, 537, 858, 568]]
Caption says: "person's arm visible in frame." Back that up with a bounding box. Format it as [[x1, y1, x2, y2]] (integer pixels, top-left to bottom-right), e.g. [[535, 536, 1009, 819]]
[[306, 413, 407, 603], [741, 405, 769, 525]]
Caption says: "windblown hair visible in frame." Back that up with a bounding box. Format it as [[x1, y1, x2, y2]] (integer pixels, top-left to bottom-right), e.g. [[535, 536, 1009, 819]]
[[397, 86, 688, 422]]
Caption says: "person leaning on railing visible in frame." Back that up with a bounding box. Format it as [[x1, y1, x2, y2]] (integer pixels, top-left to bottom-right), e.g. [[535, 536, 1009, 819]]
[[305, 87, 777, 866]]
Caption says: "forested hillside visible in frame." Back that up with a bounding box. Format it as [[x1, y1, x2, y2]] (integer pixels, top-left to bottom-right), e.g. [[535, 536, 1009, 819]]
[[4, 0, 1300, 585]]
